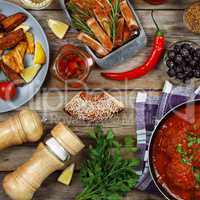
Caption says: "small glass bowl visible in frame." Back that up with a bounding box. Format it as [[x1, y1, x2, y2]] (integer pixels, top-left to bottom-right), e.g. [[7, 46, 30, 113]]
[[164, 40, 200, 85], [20, 0, 53, 10], [52, 44, 94, 88]]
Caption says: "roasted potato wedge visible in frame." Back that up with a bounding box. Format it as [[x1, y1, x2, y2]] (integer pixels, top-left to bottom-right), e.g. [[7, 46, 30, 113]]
[[1, 13, 27, 32], [0, 29, 25, 51], [2, 41, 27, 73], [25, 32, 35, 54]]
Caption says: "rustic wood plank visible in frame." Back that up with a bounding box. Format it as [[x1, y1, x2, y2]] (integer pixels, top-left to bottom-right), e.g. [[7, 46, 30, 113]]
[[0, 172, 163, 200], [22, 9, 200, 90], [8, 0, 197, 10], [0, 90, 160, 128], [0, 135, 138, 171]]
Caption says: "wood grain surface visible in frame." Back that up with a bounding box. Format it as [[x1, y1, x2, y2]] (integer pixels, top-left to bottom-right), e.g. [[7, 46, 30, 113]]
[[0, 0, 196, 199]]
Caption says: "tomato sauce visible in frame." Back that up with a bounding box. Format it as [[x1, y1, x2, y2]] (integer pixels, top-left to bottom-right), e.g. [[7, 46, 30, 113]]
[[152, 103, 200, 200], [53, 45, 93, 88]]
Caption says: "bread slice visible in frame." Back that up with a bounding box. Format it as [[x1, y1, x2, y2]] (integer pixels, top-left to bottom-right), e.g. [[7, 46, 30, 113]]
[[77, 32, 109, 56], [64, 92, 124, 122]]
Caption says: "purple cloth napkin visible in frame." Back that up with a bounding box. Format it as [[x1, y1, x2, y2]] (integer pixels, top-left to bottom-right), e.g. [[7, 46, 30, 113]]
[[135, 81, 200, 194]]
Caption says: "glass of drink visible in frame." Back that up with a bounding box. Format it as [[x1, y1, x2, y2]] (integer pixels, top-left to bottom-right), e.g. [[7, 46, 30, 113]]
[[20, 0, 53, 10]]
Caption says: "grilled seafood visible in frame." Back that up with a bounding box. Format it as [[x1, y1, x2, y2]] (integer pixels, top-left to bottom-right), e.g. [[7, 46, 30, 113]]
[[120, 0, 138, 31], [77, 32, 109, 56], [0, 29, 25, 51], [67, 0, 139, 57], [87, 17, 113, 51]]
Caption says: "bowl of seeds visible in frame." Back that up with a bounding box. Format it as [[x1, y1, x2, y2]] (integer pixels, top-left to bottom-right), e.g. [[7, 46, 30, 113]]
[[184, 1, 200, 33]]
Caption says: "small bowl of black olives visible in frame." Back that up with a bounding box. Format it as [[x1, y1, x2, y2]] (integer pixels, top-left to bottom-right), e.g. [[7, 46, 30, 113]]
[[165, 41, 200, 83]]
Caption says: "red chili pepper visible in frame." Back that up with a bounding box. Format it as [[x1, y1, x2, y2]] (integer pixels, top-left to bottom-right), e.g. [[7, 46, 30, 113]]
[[101, 11, 165, 81], [0, 81, 17, 101]]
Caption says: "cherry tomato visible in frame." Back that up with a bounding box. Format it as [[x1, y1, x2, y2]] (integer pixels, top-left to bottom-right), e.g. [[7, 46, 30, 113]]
[[0, 82, 16, 101]]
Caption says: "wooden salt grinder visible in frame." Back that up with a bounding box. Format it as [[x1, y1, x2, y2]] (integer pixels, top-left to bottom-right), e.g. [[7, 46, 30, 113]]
[[0, 109, 43, 151], [3, 122, 85, 200]]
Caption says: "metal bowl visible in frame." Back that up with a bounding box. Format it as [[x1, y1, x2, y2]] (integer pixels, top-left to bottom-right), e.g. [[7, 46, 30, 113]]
[[59, 0, 147, 69], [148, 99, 200, 200]]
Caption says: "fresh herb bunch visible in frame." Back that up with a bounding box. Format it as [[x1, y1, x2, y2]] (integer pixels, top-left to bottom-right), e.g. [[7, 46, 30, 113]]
[[67, 1, 94, 37], [109, 0, 120, 42], [76, 126, 140, 200]]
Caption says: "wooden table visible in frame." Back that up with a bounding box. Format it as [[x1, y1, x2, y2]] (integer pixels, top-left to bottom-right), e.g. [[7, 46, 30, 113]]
[[0, 0, 198, 199]]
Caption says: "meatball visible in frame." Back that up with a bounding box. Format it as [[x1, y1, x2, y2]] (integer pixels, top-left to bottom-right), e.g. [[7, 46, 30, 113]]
[[166, 130, 187, 157], [166, 159, 196, 190]]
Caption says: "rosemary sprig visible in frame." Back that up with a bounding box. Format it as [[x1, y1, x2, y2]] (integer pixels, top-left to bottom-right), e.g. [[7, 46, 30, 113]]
[[67, 1, 94, 37], [71, 15, 95, 37], [109, 0, 120, 42], [67, 1, 91, 20]]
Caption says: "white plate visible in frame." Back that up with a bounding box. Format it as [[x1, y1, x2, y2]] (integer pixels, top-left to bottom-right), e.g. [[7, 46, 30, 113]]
[[0, 0, 49, 113]]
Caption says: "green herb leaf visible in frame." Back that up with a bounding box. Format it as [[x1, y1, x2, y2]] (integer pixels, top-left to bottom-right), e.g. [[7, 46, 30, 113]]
[[67, 1, 95, 37], [109, 0, 120, 42], [76, 126, 140, 200]]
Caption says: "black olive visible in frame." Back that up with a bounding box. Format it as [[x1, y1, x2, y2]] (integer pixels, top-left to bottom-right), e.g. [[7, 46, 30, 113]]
[[184, 55, 192, 63], [181, 48, 190, 58], [190, 60, 197, 68], [174, 45, 181, 53], [194, 56, 199, 62], [181, 43, 192, 50], [167, 69, 176, 77], [188, 71, 194, 78], [194, 70, 200, 78], [175, 66, 183, 73], [195, 48, 200, 58], [176, 72, 185, 80], [190, 47, 196, 56], [183, 66, 191, 73], [167, 50, 176, 60], [175, 54, 183, 64], [166, 59, 175, 68]]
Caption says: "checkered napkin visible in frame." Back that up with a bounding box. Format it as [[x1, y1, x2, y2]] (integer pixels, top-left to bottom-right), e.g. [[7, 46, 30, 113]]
[[135, 80, 200, 193]]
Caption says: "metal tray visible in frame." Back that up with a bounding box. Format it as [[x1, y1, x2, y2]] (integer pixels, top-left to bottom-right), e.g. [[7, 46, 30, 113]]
[[59, 0, 147, 69]]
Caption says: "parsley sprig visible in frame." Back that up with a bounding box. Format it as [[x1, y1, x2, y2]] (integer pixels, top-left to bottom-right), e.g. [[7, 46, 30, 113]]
[[76, 126, 140, 200]]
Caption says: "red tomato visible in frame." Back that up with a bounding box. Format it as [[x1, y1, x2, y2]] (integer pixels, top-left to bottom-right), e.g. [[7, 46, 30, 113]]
[[0, 82, 16, 101], [67, 61, 78, 74]]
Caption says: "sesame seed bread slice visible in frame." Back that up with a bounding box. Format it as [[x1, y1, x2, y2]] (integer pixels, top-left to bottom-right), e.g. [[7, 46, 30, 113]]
[[64, 92, 124, 122]]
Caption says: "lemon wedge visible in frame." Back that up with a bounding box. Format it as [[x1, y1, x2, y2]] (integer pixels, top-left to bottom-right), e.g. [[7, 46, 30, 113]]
[[20, 64, 41, 83], [34, 42, 46, 64], [15, 24, 31, 32], [57, 163, 75, 186], [48, 19, 69, 39]]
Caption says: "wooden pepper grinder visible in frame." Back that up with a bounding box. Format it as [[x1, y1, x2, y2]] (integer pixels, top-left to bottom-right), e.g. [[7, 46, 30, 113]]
[[3, 122, 85, 200], [0, 109, 43, 151]]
